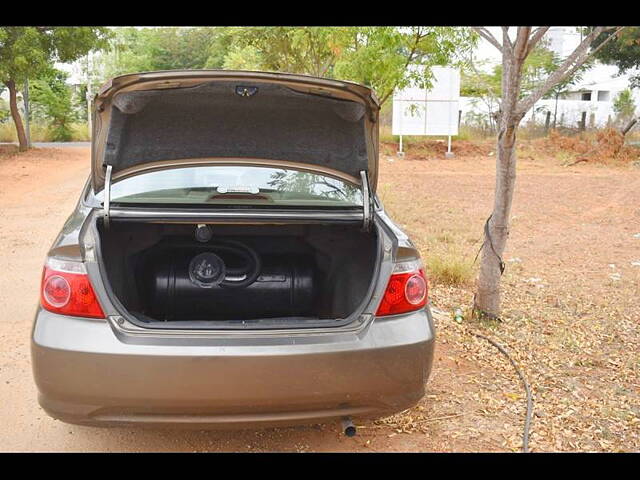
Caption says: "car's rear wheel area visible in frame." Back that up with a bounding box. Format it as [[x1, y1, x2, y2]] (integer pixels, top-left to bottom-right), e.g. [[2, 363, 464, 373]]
[[96, 220, 380, 328]]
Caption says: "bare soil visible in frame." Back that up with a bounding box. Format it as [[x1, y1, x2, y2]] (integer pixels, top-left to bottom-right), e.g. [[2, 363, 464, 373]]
[[0, 142, 638, 452]]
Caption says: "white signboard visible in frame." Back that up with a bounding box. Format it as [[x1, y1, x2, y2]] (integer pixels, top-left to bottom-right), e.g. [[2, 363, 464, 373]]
[[392, 66, 461, 137]]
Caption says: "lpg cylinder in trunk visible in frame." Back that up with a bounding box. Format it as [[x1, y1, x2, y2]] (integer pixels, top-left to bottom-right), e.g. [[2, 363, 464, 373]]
[[145, 250, 316, 321]]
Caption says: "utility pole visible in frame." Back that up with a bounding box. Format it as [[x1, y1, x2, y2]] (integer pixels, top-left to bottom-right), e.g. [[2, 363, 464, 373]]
[[23, 79, 32, 148]]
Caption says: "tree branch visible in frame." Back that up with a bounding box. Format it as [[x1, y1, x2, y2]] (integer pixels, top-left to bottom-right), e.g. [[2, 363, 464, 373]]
[[525, 27, 550, 56], [501, 27, 513, 52], [378, 27, 426, 105], [472, 27, 502, 52], [513, 27, 532, 61], [516, 27, 624, 115]]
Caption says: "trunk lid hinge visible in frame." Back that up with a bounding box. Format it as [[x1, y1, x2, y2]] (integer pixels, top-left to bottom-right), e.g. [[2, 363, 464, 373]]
[[103, 164, 113, 229], [360, 170, 374, 232]]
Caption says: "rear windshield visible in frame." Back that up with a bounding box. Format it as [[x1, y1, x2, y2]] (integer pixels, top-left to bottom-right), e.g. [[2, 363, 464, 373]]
[[95, 166, 363, 208]]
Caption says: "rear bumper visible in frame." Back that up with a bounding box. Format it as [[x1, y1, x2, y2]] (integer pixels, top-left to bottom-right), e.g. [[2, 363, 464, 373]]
[[31, 307, 435, 429]]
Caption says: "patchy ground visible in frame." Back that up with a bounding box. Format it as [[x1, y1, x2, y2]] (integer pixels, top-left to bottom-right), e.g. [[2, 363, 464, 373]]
[[0, 141, 638, 452]]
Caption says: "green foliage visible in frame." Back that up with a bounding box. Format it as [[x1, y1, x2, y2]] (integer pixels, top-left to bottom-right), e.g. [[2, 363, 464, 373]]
[[0, 98, 9, 123], [204, 28, 235, 69], [520, 47, 557, 96], [74, 84, 89, 122], [0, 85, 8, 123], [98, 27, 227, 78], [0, 27, 111, 85], [613, 89, 636, 123], [461, 63, 499, 97], [593, 27, 640, 88], [219, 26, 476, 105], [222, 45, 263, 71], [89, 27, 476, 107], [0, 27, 111, 147], [29, 68, 77, 141], [334, 27, 475, 104], [222, 27, 342, 76], [0, 121, 89, 142]]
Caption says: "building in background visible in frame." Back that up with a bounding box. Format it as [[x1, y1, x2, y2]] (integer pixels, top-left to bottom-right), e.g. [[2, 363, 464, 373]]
[[460, 27, 640, 130]]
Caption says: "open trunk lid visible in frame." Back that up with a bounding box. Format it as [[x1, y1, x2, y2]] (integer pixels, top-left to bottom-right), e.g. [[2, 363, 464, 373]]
[[91, 70, 380, 196]]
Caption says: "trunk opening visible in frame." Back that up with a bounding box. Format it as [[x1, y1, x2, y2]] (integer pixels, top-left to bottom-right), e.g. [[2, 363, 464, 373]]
[[96, 220, 379, 329]]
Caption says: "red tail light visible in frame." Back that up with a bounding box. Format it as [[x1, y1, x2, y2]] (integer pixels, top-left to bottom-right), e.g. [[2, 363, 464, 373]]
[[40, 258, 105, 319], [376, 260, 428, 316]]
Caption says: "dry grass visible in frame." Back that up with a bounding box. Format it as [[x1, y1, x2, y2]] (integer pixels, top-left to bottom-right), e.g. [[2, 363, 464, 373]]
[[426, 252, 474, 287], [0, 122, 90, 142], [527, 128, 640, 166]]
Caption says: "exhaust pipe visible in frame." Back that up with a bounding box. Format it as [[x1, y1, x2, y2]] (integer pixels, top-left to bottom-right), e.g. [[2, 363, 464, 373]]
[[341, 417, 356, 437]]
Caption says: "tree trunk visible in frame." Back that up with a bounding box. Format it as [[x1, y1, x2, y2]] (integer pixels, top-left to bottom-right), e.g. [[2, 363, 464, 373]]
[[6, 80, 29, 152], [470, 25, 620, 319], [474, 119, 519, 317], [473, 29, 526, 318], [621, 117, 638, 136]]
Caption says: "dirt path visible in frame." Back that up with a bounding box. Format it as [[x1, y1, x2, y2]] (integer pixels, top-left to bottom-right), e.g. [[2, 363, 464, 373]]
[[1, 146, 638, 451]]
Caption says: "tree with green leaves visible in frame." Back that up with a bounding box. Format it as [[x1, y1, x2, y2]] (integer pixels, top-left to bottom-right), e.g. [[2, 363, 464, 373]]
[[221, 27, 343, 77], [0, 27, 111, 150], [29, 68, 76, 141], [219, 27, 475, 106], [89, 27, 475, 109], [221, 44, 263, 71], [334, 27, 475, 105], [613, 89, 637, 124], [593, 27, 640, 89], [97, 27, 224, 78], [593, 27, 640, 134]]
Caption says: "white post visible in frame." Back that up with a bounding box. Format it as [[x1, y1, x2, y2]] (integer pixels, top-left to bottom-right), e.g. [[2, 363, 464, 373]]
[[397, 135, 405, 159], [445, 134, 454, 158]]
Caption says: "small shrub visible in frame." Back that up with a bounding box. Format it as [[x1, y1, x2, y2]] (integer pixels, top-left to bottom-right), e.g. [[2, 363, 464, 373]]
[[379, 125, 395, 143], [0, 121, 89, 143], [70, 123, 90, 141], [458, 124, 493, 141], [0, 122, 17, 142], [425, 253, 474, 287]]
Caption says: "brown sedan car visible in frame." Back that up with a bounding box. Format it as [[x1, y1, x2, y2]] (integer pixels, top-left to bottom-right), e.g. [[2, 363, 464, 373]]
[[31, 70, 435, 432]]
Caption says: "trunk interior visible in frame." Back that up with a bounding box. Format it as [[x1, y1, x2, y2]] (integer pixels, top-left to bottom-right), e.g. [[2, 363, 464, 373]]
[[97, 221, 379, 328]]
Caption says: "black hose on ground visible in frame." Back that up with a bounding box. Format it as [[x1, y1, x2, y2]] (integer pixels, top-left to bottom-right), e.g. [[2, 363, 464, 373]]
[[433, 307, 534, 453], [468, 331, 533, 453]]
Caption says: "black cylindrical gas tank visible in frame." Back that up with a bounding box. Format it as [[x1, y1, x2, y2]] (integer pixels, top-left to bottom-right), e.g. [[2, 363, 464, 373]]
[[146, 250, 315, 321]]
